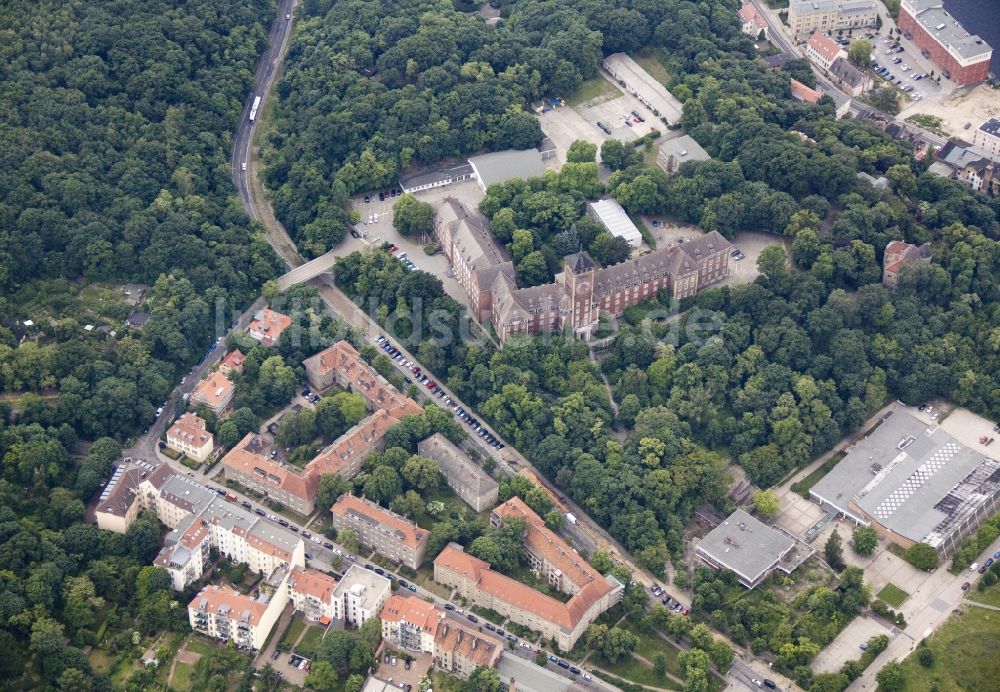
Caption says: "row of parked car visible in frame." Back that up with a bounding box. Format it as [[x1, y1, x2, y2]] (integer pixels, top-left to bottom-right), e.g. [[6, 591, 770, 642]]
[[375, 335, 504, 450], [454, 405, 504, 449], [650, 583, 689, 615]]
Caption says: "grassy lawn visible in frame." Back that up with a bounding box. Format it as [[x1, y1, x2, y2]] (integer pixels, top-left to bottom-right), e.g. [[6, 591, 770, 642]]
[[967, 580, 1000, 608], [171, 661, 194, 691], [183, 637, 218, 656], [431, 671, 466, 692], [86, 648, 116, 675], [877, 583, 910, 608], [601, 654, 682, 689], [628, 625, 683, 677], [791, 451, 847, 498], [634, 50, 671, 84], [565, 77, 618, 107], [281, 618, 307, 648], [897, 606, 1000, 691], [296, 626, 326, 657]]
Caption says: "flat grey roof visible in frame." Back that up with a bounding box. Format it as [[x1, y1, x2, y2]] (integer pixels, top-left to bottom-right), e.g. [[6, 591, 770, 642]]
[[696, 509, 794, 582], [398, 162, 473, 189], [906, 0, 992, 60], [468, 149, 545, 188], [811, 411, 997, 546], [658, 135, 710, 165], [496, 652, 579, 692], [334, 564, 391, 605]]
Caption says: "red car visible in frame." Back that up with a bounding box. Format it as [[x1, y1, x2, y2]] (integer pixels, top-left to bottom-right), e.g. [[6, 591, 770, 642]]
[[426, 381, 437, 389]]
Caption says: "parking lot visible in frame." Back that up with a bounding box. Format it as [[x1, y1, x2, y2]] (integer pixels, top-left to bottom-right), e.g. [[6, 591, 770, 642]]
[[376, 650, 432, 689], [811, 614, 893, 674], [870, 35, 944, 104], [539, 72, 664, 166], [349, 182, 486, 306]]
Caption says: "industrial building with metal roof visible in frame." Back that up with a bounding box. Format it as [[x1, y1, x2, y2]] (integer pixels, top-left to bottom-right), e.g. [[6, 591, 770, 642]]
[[588, 199, 643, 248], [810, 411, 1000, 555]]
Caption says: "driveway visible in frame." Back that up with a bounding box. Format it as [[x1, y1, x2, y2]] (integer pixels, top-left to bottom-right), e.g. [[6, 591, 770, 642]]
[[812, 615, 893, 674]]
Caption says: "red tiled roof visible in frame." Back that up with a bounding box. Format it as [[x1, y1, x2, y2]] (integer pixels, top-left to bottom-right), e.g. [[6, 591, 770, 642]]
[[190, 371, 234, 409], [330, 493, 429, 550], [247, 308, 292, 346], [220, 349, 245, 372], [288, 567, 338, 602], [493, 498, 603, 591], [305, 410, 395, 480], [807, 32, 842, 63], [304, 341, 422, 421], [167, 412, 213, 448], [221, 433, 316, 503], [381, 594, 440, 632], [189, 585, 267, 625], [790, 78, 822, 103], [738, 3, 767, 28]]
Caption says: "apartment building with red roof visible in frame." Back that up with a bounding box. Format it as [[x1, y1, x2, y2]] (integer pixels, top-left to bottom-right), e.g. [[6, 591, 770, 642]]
[[805, 32, 845, 70], [287, 566, 339, 623], [492, 497, 604, 597], [166, 412, 214, 462], [190, 370, 235, 416], [221, 434, 317, 515], [189, 584, 285, 651], [246, 308, 292, 347], [219, 349, 245, 375], [303, 340, 422, 421], [330, 493, 430, 569], [381, 595, 503, 679]]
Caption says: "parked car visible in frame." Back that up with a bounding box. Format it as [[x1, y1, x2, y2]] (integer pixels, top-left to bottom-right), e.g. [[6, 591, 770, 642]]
[[962, 581, 972, 590]]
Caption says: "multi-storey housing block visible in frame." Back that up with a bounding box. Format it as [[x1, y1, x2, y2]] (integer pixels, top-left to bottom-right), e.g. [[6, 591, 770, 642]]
[[417, 433, 499, 512], [330, 493, 429, 569]]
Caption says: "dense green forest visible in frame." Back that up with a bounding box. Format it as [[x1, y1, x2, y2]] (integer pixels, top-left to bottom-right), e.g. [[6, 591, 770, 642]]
[[0, 0, 283, 440], [0, 0, 283, 688]]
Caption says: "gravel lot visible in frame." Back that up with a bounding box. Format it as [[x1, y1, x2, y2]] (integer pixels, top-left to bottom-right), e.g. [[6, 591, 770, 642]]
[[899, 83, 1000, 139]]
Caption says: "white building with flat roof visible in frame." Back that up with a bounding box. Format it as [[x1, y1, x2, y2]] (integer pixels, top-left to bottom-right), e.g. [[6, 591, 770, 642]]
[[588, 199, 642, 248], [332, 565, 391, 627]]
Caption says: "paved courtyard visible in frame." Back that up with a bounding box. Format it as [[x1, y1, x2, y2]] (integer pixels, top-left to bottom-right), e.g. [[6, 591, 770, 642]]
[[811, 614, 893, 674]]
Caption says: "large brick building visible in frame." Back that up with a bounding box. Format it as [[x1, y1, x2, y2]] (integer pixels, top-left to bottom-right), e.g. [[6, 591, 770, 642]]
[[899, 0, 992, 86], [491, 233, 732, 343], [432, 198, 732, 345]]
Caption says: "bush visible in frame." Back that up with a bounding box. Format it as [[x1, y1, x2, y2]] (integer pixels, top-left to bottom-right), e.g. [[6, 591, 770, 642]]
[[918, 646, 934, 668], [904, 542, 938, 571]]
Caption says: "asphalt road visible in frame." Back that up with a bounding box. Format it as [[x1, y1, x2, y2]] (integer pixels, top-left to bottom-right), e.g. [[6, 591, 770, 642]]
[[746, 0, 947, 148], [232, 0, 301, 266]]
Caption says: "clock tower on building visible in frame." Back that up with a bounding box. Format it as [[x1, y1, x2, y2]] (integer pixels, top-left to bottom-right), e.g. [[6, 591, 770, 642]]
[[563, 251, 597, 338]]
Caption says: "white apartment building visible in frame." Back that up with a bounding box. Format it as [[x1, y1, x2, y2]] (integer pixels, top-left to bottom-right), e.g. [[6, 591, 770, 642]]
[[332, 565, 391, 627], [166, 412, 214, 462]]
